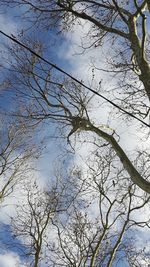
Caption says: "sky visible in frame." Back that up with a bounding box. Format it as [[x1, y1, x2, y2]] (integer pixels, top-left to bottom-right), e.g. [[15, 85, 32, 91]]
[[0, 2, 150, 267]]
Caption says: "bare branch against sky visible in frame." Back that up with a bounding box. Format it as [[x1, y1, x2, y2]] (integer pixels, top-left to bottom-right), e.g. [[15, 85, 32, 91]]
[[0, 1, 150, 266]]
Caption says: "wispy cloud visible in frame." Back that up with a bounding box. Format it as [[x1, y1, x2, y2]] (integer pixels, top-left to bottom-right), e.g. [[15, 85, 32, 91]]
[[0, 14, 17, 35], [0, 252, 27, 267]]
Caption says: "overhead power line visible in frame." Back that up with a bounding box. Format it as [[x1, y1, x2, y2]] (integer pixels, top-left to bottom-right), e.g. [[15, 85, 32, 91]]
[[0, 30, 149, 128]]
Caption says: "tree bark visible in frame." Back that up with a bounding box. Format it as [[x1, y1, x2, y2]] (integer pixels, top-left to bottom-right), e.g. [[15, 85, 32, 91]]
[[80, 120, 150, 193], [128, 16, 150, 101]]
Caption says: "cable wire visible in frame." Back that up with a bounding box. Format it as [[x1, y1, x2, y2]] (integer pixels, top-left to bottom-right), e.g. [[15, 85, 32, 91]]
[[0, 30, 149, 128]]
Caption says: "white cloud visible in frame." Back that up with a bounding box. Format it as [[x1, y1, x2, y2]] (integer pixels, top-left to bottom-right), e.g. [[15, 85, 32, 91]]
[[0, 13, 19, 70], [57, 16, 150, 170], [0, 8, 149, 266], [58, 20, 108, 82], [0, 14, 17, 35], [56, 17, 150, 248], [0, 252, 27, 267]]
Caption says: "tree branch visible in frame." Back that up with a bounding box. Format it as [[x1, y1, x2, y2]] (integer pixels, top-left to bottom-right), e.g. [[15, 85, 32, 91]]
[[76, 118, 150, 193], [57, 1, 129, 39]]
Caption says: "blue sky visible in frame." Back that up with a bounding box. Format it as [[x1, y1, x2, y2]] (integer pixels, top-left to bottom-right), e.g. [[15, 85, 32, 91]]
[[0, 223, 29, 258], [0, 9, 77, 266], [0, 2, 150, 267]]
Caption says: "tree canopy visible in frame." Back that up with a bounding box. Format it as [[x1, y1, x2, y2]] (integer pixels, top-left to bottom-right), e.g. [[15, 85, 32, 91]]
[[0, 1, 150, 266]]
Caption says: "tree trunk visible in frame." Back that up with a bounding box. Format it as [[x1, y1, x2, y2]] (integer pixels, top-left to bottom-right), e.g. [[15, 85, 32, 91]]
[[129, 16, 150, 100], [82, 120, 150, 193]]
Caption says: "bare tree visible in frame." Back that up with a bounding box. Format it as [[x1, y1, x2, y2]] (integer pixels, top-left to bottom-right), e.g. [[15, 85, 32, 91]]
[[8, 149, 150, 266], [48, 149, 150, 266], [0, 1, 150, 265], [0, 1, 149, 192], [10, 181, 61, 267], [1, 42, 149, 193], [1, 1, 150, 116], [0, 120, 38, 203], [10, 167, 83, 267]]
